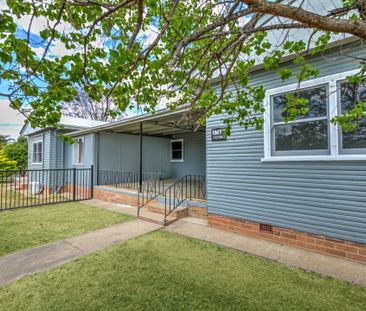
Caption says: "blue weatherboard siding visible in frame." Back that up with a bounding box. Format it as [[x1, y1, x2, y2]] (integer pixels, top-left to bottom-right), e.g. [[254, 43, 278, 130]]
[[207, 40, 366, 244], [171, 131, 206, 178], [96, 132, 172, 178]]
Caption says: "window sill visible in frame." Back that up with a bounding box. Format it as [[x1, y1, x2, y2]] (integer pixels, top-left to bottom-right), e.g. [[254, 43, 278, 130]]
[[261, 155, 366, 162], [170, 160, 184, 163], [73, 163, 84, 166]]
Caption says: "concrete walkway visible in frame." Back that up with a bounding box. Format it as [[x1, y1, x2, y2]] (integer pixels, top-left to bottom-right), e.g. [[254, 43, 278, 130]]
[[83, 199, 138, 216], [0, 219, 161, 285], [166, 217, 366, 287]]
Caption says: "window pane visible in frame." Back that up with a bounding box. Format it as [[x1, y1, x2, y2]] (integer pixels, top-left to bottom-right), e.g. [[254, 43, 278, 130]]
[[273, 86, 327, 122], [33, 146, 37, 163], [340, 81, 366, 149], [171, 141, 182, 151], [79, 140, 84, 164], [73, 144, 79, 163], [172, 151, 182, 160], [274, 120, 328, 151]]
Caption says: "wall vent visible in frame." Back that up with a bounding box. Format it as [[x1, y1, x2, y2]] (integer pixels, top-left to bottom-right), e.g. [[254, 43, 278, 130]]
[[260, 223, 273, 233]]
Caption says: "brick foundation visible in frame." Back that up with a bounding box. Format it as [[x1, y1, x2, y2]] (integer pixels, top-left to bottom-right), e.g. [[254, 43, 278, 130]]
[[188, 204, 207, 219], [208, 214, 366, 264], [94, 188, 138, 206]]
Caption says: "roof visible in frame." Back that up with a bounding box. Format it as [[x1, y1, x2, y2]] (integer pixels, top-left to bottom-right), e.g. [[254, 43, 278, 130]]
[[69, 107, 204, 137], [20, 116, 108, 137]]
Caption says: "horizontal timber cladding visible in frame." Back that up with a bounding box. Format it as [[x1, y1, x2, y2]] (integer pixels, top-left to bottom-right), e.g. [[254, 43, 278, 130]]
[[170, 131, 206, 178], [206, 40, 366, 244]]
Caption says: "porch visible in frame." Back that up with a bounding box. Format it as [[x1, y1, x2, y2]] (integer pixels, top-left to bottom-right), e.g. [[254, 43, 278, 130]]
[[82, 108, 207, 224]]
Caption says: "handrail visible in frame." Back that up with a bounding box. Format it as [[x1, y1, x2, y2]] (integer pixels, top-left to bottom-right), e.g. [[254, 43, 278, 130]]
[[164, 175, 206, 223], [137, 176, 165, 216]]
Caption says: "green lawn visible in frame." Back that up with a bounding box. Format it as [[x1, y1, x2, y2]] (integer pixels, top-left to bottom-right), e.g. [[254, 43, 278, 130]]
[[0, 202, 134, 256], [0, 231, 365, 311]]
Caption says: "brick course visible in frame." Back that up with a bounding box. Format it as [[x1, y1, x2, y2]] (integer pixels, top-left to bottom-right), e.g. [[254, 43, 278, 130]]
[[94, 188, 138, 206], [208, 214, 366, 264], [188, 204, 207, 219]]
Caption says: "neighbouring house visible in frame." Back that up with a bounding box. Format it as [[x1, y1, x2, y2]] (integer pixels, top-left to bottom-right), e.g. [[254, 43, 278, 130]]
[[20, 0, 366, 266], [20, 116, 107, 171]]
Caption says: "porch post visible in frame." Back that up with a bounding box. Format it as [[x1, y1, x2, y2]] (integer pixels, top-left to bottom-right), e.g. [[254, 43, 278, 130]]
[[139, 122, 143, 191]]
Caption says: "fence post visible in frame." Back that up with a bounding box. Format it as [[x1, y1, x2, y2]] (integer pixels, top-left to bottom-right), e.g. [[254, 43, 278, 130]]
[[72, 167, 76, 201], [90, 165, 94, 199]]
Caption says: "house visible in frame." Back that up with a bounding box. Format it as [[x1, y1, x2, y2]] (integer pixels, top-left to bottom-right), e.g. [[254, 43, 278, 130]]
[[20, 116, 107, 170], [21, 0, 366, 265]]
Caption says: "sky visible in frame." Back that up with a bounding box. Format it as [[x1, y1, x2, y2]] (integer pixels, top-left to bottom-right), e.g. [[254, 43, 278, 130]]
[[0, 99, 25, 139]]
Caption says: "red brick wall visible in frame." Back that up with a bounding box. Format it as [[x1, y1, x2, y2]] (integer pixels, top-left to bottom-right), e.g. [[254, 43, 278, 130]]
[[188, 205, 207, 219], [208, 214, 366, 264], [94, 188, 138, 206]]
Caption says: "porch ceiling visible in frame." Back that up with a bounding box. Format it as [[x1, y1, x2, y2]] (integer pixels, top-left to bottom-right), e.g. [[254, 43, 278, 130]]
[[110, 112, 204, 137], [69, 107, 205, 138]]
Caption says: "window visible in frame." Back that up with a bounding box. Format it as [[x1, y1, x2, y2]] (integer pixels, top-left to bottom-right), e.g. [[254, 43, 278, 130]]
[[263, 69, 366, 161], [73, 138, 85, 165], [171, 139, 183, 162], [32, 141, 42, 164], [271, 85, 329, 156], [338, 80, 366, 154]]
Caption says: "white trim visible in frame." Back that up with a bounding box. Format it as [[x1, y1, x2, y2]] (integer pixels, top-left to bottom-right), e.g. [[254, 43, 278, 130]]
[[262, 155, 366, 162], [31, 139, 43, 164], [73, 137, 85, 165], [170, 138, 184, 162], [263, 69, 363, 162]]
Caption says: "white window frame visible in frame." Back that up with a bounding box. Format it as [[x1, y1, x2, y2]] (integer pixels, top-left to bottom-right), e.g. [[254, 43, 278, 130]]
[[32, 139, 43, 164], [262, 69, 366, 162], [337, 79, 366, 155], [73, 137, 85, 165], [170, 139, 184, 162]]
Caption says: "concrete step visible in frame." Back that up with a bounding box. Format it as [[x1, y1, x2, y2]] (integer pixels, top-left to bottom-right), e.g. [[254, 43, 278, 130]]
[[138, 209, 177, 226], [146, 201, 188, 219]]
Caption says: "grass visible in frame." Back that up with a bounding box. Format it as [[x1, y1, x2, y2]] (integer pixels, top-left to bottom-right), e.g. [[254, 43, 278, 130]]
[[0, 231, 365, 311], [0, 202, 134, 256]]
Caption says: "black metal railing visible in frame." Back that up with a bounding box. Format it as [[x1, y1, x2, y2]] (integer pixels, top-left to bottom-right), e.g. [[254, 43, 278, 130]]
[[0, 167, 93, 211], [164, 175, 206, 222], [97, 170, 160, 190], [137, 176, 165, 216]]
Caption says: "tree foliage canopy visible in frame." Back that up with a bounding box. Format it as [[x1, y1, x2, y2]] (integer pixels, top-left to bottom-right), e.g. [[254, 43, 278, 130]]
[[0, 150, 18, 172], [3, 137, 28, 170], [1, 0, 366, 132]]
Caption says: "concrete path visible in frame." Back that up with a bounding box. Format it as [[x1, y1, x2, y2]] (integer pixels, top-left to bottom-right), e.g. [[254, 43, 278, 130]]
[[0, 219, 161, 285], [83, 199, 138, 216], [165, 217, 366, 287]]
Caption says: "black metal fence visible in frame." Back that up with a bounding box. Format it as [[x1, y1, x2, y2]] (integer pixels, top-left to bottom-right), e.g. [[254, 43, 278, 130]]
[[0, 167, 93, 211], [97, 170, 160, 190]]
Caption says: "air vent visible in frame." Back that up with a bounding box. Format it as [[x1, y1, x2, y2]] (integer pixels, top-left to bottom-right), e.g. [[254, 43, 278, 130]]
[[260, 223, 273, 233]]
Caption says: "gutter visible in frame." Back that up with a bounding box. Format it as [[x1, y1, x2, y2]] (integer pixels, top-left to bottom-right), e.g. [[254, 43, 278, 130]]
[[68, 107, 189, 137]]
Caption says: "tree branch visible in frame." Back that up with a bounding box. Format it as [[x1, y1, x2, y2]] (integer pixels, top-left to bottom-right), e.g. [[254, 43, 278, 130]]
[[241, 0, 366, 39]]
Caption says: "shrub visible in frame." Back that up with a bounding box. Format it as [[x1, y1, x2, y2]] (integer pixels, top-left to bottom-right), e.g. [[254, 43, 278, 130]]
[[0, 151, 17, 177], [3, 137, 28, 170]]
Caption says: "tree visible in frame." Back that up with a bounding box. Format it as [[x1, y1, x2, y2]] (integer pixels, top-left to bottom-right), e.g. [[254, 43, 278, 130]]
[[0, 0, 366, 132], [62, 88, 125, 122], [0, 150, 18, 173], [3, 137, 28, 170], [0, 135, 15, 149]]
